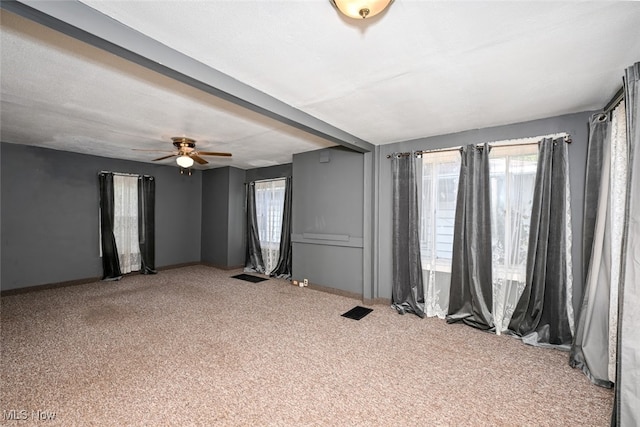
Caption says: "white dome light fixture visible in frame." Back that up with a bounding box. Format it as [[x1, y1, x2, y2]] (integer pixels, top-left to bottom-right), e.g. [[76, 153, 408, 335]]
[[176, 155, 194, 168], [331, 0, 393, 19]]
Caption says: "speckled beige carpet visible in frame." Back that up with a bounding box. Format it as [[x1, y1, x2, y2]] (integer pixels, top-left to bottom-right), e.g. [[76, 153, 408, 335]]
[[1, 265, 613, 426]]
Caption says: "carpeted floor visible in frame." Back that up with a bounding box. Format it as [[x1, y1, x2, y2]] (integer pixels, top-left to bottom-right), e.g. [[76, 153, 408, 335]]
[[1, 265, 613, 426]]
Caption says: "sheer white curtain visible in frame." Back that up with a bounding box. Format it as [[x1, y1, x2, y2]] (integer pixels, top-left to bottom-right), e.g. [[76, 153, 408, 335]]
[[113, 175, 140, 274], [608, 101, 627, 381], [255, 179, 286, 274], [420, 151, 460, 318], [489, 144, 539, 334]]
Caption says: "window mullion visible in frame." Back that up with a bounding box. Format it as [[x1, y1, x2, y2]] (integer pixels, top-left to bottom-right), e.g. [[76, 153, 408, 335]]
[[504, 155, 511, 275], [431, 163, 438, 267]]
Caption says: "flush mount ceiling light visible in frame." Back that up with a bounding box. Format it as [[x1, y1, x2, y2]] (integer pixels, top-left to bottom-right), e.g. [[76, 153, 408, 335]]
[[331, 0, 394, 19], [176, 155, 194, 168]]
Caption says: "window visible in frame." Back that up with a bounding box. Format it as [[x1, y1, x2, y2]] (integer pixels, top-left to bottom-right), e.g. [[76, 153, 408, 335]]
[[419, 135, 562, 325], [113, 175, 141, 274], [489, 144, 539, 333], [420, 150, 461, 318], [254, 178, 286, 274]]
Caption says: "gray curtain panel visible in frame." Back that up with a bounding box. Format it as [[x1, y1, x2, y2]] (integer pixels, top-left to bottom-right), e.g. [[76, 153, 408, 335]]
[[614, 61, 640, 427], [391, 153, 425, 318], [138, 176, 157, 275], [508, 138, 573, 347], [98, 172, 122, 281], [244, 182, 266, 274], [570, 114, 613, 387], [582, 114, 609, 283], [270, 177, 292, 279], [446, 144, 494, 330]]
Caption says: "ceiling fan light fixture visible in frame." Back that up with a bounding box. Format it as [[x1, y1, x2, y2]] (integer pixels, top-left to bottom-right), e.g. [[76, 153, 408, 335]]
[[176, 155, 194, 168], [331, 0, 393, 19]]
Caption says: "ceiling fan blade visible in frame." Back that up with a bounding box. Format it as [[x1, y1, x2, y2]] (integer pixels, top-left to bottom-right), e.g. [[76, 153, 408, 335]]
[[197, 151, 232, 157], [132, 149, 174, 153], [190, 154, 209, 165], [153, 154, 178, 161]]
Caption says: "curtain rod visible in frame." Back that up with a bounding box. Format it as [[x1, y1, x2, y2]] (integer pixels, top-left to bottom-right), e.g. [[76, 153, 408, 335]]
[[603, 87, 624, 115], [386, 134, 571, 158], [387, 146, 461, 158], [99, 171, 153, 178], [248, 177, 288, 184]]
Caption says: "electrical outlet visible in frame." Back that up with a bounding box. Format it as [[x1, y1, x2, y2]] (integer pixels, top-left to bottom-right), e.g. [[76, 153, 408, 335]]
[[303, 278, 309, 287]]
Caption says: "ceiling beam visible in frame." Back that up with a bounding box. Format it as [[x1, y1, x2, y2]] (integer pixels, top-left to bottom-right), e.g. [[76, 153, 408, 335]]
[[2, 0, 374, 153]]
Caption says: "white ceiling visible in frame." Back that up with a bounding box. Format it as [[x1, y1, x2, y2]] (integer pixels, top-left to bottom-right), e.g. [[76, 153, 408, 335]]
[[2, 1, 640, 170]]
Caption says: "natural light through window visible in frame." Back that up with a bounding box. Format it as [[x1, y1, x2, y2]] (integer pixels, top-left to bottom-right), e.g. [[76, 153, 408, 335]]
[[419, 133, 565, 323], [420, 150, 460, 318], [113, 175, 141, 274], [255, 178, 286, 274], [489, 143, 539, 333]]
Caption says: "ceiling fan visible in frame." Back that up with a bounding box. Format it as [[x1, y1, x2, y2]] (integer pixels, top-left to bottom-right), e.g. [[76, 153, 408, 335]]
[[135, 137, 232, 167]]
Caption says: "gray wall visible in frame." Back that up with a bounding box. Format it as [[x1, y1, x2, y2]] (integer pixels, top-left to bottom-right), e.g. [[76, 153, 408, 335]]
[[201, 167, 230, 267], [1, 111, 595, 304], [245, 163, 292, 183], [0, 142, 202, 291], [374, 111, 594, 315], [227, 167, 246, 267], [292, 147, 364, 294], [201, 166, 246, 268]]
